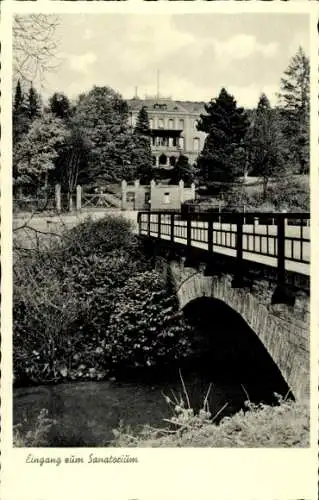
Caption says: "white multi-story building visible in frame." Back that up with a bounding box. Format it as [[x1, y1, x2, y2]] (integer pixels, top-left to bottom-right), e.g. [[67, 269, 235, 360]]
[[127, 96, 207, 168]]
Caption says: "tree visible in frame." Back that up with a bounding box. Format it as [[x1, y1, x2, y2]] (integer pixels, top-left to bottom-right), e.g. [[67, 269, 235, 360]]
[[13, 80, 30, 143], [13, 15, 60, 85], [169, 155, 194, 185], [49, 92, 72, 120], [73, 86, 134, 186], [28, 83, 42, 120], [51, 119, 91, 199], [196, 88, 249, 188], [248, 94, 284, 197], [13, 112, 70, 193], [132, 106, 153, 184], [277, 47, 310, 174]]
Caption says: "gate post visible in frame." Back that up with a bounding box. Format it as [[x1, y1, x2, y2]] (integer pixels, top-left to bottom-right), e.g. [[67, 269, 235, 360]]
[[69, 194, 73, 212], [76, 185, 82, 212], [55, 184, 61, 213]]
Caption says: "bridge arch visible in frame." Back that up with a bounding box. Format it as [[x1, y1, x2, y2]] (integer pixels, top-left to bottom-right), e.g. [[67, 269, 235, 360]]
[[182, 295, 291, 404], [176, 272, 309, 400]]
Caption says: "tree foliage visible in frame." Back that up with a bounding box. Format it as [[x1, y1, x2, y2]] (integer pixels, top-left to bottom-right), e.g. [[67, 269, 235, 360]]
[[196, 88, 249, 187], [13, 80, 30, 143], [48, 92, 90, 196], [131, 106, 153, 184], [248, 94, 284, 196], [13, 112, 70, 190], [28, 83, 42, 120], [169, 155, 194, 185], [13, 216, 194, 385], [49, 92, 72, 120], [277, 47, 310, 173], [73, 86, 134, 185], [13, 14, 60, 85]]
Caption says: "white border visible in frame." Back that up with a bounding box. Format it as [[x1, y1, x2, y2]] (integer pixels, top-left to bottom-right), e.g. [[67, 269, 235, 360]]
[[1, 2, 318, 500]]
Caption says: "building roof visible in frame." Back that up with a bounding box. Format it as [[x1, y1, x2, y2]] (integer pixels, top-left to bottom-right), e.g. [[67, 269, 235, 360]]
[[127, 97, 206, 116]]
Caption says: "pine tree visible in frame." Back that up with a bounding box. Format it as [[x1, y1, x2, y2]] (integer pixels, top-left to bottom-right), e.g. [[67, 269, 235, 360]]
[[196, 88, 249, 188], [13, 80, 30, 143], [132, 106, 153, 184], [249, 94, 284, 197], [277, 47, 310, 174], [28, 83, 42, 120], [170, 155, 194, 185], [14, 79, 23, 113]]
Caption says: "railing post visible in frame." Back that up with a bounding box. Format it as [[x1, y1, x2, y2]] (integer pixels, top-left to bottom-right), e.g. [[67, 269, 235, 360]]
[[277, 214, 286, 286], [158, 213, 161, 238], [233, 214, 243, 286], [207, 219, 213, 254], [170, 213, 174, 242], [186, 217, 191, 248], [147, 212, 151, 237], [272, 213, 295, 306], [137, 212, 141, 236]]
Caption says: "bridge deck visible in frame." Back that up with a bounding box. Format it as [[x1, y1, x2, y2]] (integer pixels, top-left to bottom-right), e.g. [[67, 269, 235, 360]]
[[138, 212, 310, 277]]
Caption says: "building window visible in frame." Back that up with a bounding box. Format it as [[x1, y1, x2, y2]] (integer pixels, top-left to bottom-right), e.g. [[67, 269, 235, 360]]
[[193, 137, 200, 151], [152, 156, 156, 166], [180, 137, 184, 150], [168, 119, 174, 129], [158, 118, 164, 129], [163, 192, 170, 204], [149, 118, 153, 129], [179, 119, 184, 130], [145, 192, 151, 204], [155, 136, 169, 147], [159, 154, 167, 166]]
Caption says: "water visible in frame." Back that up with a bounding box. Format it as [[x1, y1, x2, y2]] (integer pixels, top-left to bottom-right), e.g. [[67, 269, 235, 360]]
[[14, 297, 290, 447]]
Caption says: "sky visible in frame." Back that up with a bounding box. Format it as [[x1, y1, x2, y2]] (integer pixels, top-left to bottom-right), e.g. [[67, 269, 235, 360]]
[[39, 13, 309, 108]]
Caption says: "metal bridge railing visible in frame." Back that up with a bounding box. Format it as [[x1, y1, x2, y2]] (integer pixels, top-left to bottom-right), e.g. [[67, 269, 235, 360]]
[[137, 211, 310, 279]]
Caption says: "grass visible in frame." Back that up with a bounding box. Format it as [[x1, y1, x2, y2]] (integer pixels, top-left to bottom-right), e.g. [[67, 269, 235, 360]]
[[111, 396, 309, 448], [13, 409, 56, 447], [110, 375, 309, 448]]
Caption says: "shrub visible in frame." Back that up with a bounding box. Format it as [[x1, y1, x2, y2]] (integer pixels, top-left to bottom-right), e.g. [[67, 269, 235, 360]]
[[60, 215, 136, 259], [111, 395, 309, 448], [13, 215, 194, 385], [13, 409, 56, 447], [104, 271, 193, 371]]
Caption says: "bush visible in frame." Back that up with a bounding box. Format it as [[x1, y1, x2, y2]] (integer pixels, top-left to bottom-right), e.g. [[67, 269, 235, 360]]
[[105, 270, 193, 370], [111, 395, 309, 448], [222, 176, 309, 212], [13, 215, 193, 386], [13, 409, 55, 447]]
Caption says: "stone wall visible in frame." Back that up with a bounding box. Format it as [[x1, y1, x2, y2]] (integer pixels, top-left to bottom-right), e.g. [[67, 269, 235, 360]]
[[169, 262, 310, 401]]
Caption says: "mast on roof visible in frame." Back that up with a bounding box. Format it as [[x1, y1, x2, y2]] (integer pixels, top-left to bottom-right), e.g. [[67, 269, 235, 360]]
[[156, 69, 160, 102]]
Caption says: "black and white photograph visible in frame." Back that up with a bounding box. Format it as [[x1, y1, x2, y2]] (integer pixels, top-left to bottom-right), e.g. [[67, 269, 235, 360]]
[[10, 10, 312, 451]]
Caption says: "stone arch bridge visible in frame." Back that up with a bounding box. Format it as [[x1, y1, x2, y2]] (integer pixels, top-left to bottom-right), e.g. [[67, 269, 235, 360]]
[[138, 210, 310, 401]]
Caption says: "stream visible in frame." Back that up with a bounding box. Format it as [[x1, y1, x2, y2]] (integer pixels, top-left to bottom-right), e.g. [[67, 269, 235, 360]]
[[14, 298, 290, 447]]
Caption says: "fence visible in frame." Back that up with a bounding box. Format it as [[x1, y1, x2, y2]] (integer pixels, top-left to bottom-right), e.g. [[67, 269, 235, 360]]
[[13, 185, 122, 214], [137, 211, 310, 279]]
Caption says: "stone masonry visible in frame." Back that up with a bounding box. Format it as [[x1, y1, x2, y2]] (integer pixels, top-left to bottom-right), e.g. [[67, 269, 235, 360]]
[[169, 261, 309, 401]]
